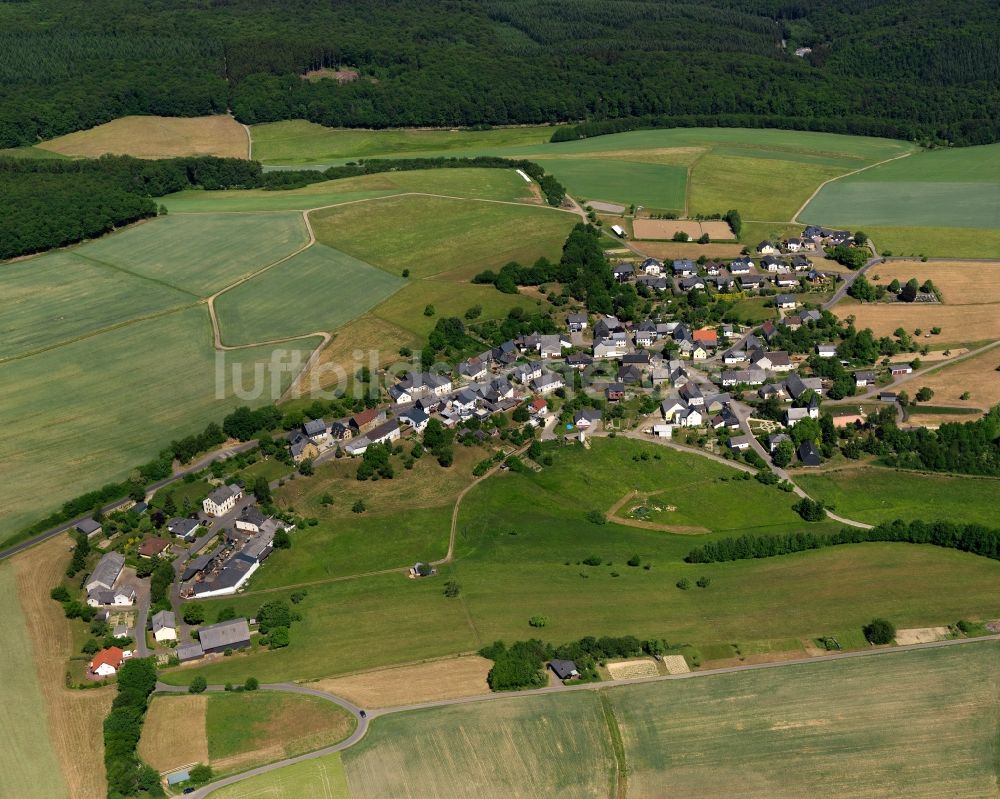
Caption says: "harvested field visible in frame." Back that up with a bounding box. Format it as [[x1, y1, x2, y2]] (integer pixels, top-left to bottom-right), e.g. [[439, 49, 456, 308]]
[[139, 695, 209, 773], [632, 219, 735, 240], [834, 298, 1000, 345], [311, 656, 492, 709], [37, 115, 248, 159], [895, 627, 949, 645], [911, 349, 1000, 411], [869, 259, 1000, 305], [606, 659, 659, 680], [12, 535, 114, 799], [630, 241, 744, 260], [661, 655, 690, 674]]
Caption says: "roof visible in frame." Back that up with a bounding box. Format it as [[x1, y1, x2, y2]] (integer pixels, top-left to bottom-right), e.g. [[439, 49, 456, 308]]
[[91, 647, 124, 671], [75, 518, 102, 534], [176, 642, 204, 662], [198, 618, 251, 651], [87, 552, 125, 590], [797, 441, 822, 466], [206, 484, 238, 505], [303, 418, 327, 436], [401, 407, 429, 425], [167, 517, 200, 536], [567, 313, 588, 324], [138, 537, 169, 557], [350, 407, 380, 428], [151, 610, 175, 633], [574, 408, 602, 423], [529, 397, 547, 411], [240, 505, 266, 526], [549, 659, 579, 679], [692, 328, 718, 343]]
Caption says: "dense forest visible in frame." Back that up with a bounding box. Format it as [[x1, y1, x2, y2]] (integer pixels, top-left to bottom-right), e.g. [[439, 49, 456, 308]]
[[1, 0, 999, 147]]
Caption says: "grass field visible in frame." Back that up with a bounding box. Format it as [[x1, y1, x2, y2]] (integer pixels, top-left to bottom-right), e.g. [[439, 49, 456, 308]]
[[162, 439, 1000, 687], [214, 243, 405, 345], [796, 466, 1000, 526], [139, 695, 209, 773], [534, 157, 686, 210], [862, 226, 1000, 259], [208, 753, 351, 799], [0, 560, 67, 799], [37, 114, 248, 159], [802, 143, 1000, 232]]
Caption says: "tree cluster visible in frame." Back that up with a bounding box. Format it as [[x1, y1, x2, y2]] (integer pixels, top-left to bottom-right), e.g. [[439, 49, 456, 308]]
[[103, 658, 161, 798]]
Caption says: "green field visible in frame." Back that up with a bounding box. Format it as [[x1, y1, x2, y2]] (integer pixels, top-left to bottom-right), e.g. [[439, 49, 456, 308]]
[[0, 250, 194, 359], [208, 753, 351, 799], [0, 563, 66, 799], [215, 243, 405, 345], [162, 439, 1000, 686], [78, 213, 310, 295], [802, 144, 1000, 230], [0, 306, 317, 542], [534, 157, 686, 211], [858, 225, 1000, 259], [796, 466, 1000, 526]]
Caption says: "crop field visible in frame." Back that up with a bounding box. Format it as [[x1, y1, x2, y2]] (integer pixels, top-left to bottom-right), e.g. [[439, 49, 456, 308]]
[[833, 297, 1000, 345], [861, 226, 1000, 259], [344, 691, 615, 799], [36, 114, 249, 159], [917, 345, 1000, 410], [139, 695, 209, 773], [802, 143, 1000, 232], [0, 560, 66, 799], [0, 250, 193, 359], [0, 307, 316, 542], [79, 212, 310, 295], [866, 259, 1000, 305], [795, 466, 1000, 526], [631, 219, 734, 240], [311, 194, 576, 280], [215, 243, 404, 345], [163, 439, 1000, 688], [207, 753, 351, 799], [534, 157, 686, 211]]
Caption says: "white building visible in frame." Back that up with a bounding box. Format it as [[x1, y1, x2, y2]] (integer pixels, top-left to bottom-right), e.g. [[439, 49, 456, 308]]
[[203, 484, 242, 517]]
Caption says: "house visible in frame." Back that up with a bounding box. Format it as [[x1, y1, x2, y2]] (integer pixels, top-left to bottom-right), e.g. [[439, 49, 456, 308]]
[[85, 552, 125, 593], [138, 537, 169, 559], [593, 339, 627, 359], [513, 361, 544, 384], [458, 357, 488, 381], [489, 376, 515, 400], [573, 408, 603, 429], [634, 327, 657, 348], [303, 417, 329, 443], [176, 642, 204, 662], [369, 419, 402, 444], [775, 273, 799, 288], [757, 241, 777, 255], [729, 256, 753, 274], [679, 382, 704, 406], [623, 350, 651, 367], [775, 294, 797, 310], [549, 659, 579, 680], [768, 432, 791, 452], [797, 441, 822, 467], [817, 343, 837, 358], [329, 421, 352, 441], [791, 254, 811, 270], [762, 255, 784, 272], [198, 618, 251, 654], [606, 382, 626, 401], [234, 505, 266, 534], [721, 323, 739, 339], [878, 391, 898, 403], [612, 263, 634, 283], [287, 430, 319, 463], [728, 434, 752, 452], [637, 275, 669, 292], [704, 260, 722, 276], [786, 406, 816, 426], [854, 370, 876, 388], [672, 259, 696, 277], [640, 257, 664, 275], [167, 517, 201, 542], [711, 275, 737, 292], [676, 407, 703, 427], [785, 237, 804, 252], [567, 313, 588, 332], [691, 344, 709, 360], [784, 373, 815, 402], [723, 349, 748, 365], [807, 269, 831, 284], [890, 364, 913, 376], [87, 585, 136, 608], [529, 397, 548, 417], [721, 368, 766, 386], [538, 334, 571, 359], [75, 518, 103, 538], [800, 309, 822, 324], [399, 407, 430, 433], [531, 372, 565, 395], [390, 372, 452, 404], [660, 398, 688, 422], [349, 407, 386, 435], [90, 647, 125, 677], [203, 484, 242, 516], [343, 436, 370, 456], [651, 424, 674, 438], [492, 340, 518, 365], [593, 316, 623, 339], [758, 383, 787, 402], [739, 274, 767, 291], [617, 364, 643, 385], [692, 328, 718, 348], [151, 610, 177, 643], [752, 350, 793, 373], [678, 275, 706, 291]]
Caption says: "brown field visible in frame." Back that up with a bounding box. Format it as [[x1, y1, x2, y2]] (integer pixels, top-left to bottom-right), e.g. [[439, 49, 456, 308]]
[[917, 345, 1000, 410], [631, 241, 744, 260], [312, 655, 492, 709], [606, 659, 659, 680], [632, 219, 736, 241], [302, 67, 360, 83], [37, 115, 249, 159], [905, 412, 986, 429], [13, 535, 114, 799], [835, 299, 1000, 345], [139, 695, 209, 773], [870, 259, 1000, 305]]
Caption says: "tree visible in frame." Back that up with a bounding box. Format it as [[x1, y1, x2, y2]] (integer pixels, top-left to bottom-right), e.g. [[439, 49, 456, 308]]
[[772, 439, 794, 467], [298, 458, 314, 476], [899, 279, 919, 302], [863, 617, 896, 645], [183, 603, 206, 625], [352, 499, 366, 513], [627, 554, 641, 567], [50, 584, 70, 603], [267, 626, 290, 648], [512, 403, 530, 422], [244, 677, 259, 691], [444, 579, 461, 598], [190, 764, 213, 784], [320, 492, 334, 505], [423, 304, 435, 316], [82, 638, 100, 655], [915, 386, 934, 402], [189, 676, 207, 693], [528, 615, 548, 628], [253, 476, 272, 504], [888, 278, 901, 293], [793, 497, 826, 521], [162, 492, 177, 516], [256, 600, 292, 633], [273, 528, 291, 549], [697, 233, 710, 244], [853, 231, 868, 246]]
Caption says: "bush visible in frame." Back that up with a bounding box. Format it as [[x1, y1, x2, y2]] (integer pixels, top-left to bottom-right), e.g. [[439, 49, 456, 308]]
[[696, 576, 711, 588], [585, 509, 607, 525], [256, 600, 292, 634], [627, 554, 641, 567], [189, 676, 207, 694], [528, 615, 548, 628], [290, 590, 307, 604], [676, 578, 691, 590], [793, 497, 826, 521], [183, 603, 206, 625], [444, 579, 461, 598], [581, 555, 602, 566], [862, 617, 896, 645], [244, 677, 259, 691], [352, 499, 366, 513], [49, 584, 70, 603], [189, 763, 213, 784], [267, 626, 290, 648]]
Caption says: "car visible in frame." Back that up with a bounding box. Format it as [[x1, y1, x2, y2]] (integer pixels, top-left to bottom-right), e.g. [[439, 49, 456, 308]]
[[359, 710, 367, 718], [183, 789, 195, 795]]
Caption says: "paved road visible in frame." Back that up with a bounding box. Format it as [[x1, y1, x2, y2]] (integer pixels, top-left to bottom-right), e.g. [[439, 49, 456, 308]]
[[0, 440, 258, 562], [174, 633, 1000, 797]]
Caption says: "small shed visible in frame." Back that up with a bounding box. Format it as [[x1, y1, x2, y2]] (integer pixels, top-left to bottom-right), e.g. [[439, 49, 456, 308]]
[[549, 659, 580, 680], [166, 770, 190, 787]]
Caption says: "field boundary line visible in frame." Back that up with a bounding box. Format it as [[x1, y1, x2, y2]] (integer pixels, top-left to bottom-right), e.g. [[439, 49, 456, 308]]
[[72, 251, 200, 298], [598, 693, 628, 799], [791, 150, 916, 224]]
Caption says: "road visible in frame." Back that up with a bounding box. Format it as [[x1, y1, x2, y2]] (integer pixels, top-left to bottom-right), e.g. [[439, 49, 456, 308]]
[[173, 632, 1000, 798], [0, 440, 258, 562]]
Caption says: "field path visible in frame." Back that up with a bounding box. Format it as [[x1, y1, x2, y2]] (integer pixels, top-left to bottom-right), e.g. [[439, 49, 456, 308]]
[[242, 121, 253, 159], [791, 150, 915, 225]]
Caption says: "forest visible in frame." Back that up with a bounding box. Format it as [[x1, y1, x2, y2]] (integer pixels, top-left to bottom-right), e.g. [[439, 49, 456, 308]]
[[1, 0, 999, 147]]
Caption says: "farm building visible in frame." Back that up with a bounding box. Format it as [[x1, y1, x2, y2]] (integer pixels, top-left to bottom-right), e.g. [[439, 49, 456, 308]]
[[151, 610, 177, 643], [198, 618, 251, 655], [75, 518, 103, 538], [85, 552, 125, 593]]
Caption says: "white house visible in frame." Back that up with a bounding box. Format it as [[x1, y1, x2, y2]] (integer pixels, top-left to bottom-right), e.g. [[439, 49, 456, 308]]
[[756, 241, 777, 255], [203, 484, 242, 517], [399, 407, 429, 433], [90, 647, 125, 677], [531, 372, 565, 395], [151, 610, 177, 643], [817, 343, 837, 358]]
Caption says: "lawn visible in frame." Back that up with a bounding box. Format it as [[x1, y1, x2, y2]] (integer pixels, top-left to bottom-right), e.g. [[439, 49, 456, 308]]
[[214, 243, 405, 345], [0, 306, 317, 543], [726, 296, 777, 324], [0, 562, 66, 799], [310, 194, 576, 280], [795, 466, 1000, 526], [78, 212, 310, 296], [533, 157, 686, 211], [162, 439, 1000, 686], [802, 143, 1000, 231], [36, 114, 249, 159], [206, 753, 351, 799], [0, 249, 194, 359]]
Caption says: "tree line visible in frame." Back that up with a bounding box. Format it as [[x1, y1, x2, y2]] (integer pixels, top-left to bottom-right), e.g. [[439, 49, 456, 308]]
[[103, 658, 161, 797], [684, 519, 1000, 564], [1, 0, 999, 147]]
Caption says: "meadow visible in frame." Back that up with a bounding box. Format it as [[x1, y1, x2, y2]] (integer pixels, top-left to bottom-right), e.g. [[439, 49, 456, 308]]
[[796, 466, 1000, 526], [833, 296, 1000, 345], [533, 157, 687, 211], [861, 226, 1000, 259], [162, 439, 1000, 687], [36, 114, 249, 159], [802, 143, 1000, 231], [207, 753, 351, 799], [214, 243, 405, 346]]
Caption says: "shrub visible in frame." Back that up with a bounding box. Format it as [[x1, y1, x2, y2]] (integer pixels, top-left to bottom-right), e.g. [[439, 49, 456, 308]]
[[581, 555, 602, 566], [183, 603, 206, 625], [528, 615, 548, 628], [676, 578, 691, 590], [585, 509, 607, 525], [352, 499, 366, 513], [189, 676, 207, 694], [244, 677, 259, 691], [696, 576, 711, 588], [268, 626, 290, 648], [49, 584, 70, 603], [863, 617, 896, 645], [189, 763, 213, 784], [290, 590, 307, 604], [444, 579, 461, 598], [627, 554, 641, 567]]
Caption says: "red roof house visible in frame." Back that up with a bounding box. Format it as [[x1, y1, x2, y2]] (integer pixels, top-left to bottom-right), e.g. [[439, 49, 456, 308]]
[[90, 647, 125, 677]]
